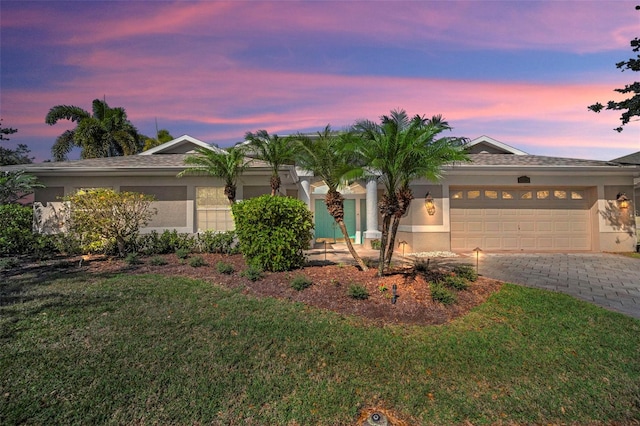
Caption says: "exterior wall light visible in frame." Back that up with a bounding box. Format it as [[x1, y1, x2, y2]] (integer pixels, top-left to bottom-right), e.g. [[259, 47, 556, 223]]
[[425, 192, 436, 215], [616, 192, 630, 209]]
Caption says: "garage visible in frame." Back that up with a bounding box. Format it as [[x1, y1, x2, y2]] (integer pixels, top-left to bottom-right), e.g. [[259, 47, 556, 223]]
[[450, 187, 594, 251]]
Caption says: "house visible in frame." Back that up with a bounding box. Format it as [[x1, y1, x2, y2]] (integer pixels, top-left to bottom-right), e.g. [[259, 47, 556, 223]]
[[4, 135, 638, 253]]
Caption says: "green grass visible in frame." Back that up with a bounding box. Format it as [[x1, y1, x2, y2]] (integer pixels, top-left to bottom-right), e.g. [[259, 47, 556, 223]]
[[1, 272, 639, 425]]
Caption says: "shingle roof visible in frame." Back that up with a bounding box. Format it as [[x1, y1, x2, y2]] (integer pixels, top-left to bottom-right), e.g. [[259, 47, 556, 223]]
[[611, 151, 640, 165], [460, 154, 622, 167]]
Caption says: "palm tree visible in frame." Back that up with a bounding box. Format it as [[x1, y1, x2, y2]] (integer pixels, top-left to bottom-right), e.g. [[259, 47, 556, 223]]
[[244, 130, 296, 196], [177, 146, 248, 204], [293, 126, 368, 271], [353, 110, 469, 275], [46, 98, 142, 161], [143, 129, 174, 151]]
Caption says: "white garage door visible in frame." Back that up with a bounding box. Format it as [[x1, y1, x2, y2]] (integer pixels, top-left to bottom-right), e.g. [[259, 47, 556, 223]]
[[450, 187, 592, 251]]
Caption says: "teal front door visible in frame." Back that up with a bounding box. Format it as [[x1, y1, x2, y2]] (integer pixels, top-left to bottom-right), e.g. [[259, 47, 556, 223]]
[[314, 199, 356, 242]]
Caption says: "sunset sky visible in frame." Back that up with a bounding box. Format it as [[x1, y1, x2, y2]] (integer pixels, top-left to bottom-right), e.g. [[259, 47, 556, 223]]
[[1, 0, 638, 162]]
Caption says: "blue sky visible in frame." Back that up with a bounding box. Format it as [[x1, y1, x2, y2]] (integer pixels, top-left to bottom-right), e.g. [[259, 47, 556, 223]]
[[1, 0, 638, 162]]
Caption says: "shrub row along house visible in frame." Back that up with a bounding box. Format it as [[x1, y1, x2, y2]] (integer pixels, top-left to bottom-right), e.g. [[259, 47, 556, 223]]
[[5, 134, 638, 254]]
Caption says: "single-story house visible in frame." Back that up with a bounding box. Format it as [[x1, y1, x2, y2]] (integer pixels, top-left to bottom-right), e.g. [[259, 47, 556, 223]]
[[4, 134, 638, 253]]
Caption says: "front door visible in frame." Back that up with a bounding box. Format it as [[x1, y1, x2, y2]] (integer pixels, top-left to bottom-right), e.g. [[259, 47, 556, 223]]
[[314, 199, 356, 243]]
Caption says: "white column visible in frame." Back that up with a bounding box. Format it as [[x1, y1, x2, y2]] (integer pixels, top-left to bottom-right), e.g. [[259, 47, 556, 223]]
[[299, 178, 311, 208], [364, 177, 381, 240]]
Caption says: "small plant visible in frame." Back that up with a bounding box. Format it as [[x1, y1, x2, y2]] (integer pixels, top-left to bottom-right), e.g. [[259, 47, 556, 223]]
[[453, 264, 478, 282], [189, 256, 206, 268], [0, 257, 19, 271], [241, 264, 264, 281], [330, 278, 341, 287], [430, 282, 457, 305], [149, 256, 168, 266], [414, 258, 430, 273], [378, 285, 388, 293], [348, 283, 369, 300], [124, 252, 142, 265], [216, 261, 234, 274], [290, 275, 312, 291], [175, 248, 190, 259], [441, 274, 470, 291], [370, 239, 381, 250]]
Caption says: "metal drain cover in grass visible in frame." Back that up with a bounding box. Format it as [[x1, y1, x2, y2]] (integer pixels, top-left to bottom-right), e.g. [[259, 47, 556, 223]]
[[356, 407, 411, 426]]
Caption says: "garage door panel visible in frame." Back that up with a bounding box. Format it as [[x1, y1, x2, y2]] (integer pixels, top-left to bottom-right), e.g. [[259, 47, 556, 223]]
[[450, 187, 591, 251]]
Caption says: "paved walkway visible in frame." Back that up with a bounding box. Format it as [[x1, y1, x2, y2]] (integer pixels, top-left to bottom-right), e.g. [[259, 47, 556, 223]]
[[306, 246, 640, 319]]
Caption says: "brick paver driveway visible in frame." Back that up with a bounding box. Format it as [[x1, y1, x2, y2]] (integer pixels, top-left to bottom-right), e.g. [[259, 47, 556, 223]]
[[471, 253, 640, 319]]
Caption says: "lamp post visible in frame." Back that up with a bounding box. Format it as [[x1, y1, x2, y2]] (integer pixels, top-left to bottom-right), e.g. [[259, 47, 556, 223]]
[[473, 247, 482, 274]]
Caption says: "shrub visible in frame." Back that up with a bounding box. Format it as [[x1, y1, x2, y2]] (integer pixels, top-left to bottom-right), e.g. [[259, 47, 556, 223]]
[[189, 256, 206, 267], [348, 283, 369, 300], [290, 275, 312, 291], [137, 230, 195, 255], [430, 282, 457, 305], [453, 264, 478, 282], [124, 252, 142, 265], [441, 274, 470, 291], [216, 261, 234, 274], [198, 230, 238, 254], [62, 189, 157, 256], [414, 258, 431, 273], [232, 195, 314, 272], [0, 204, 36, 256], [370, 239, 381, 250], [149, 256, 168, 266], [241, 264, 264, 282], [0, 257, 19, 271], [175, 248, 190, 259]]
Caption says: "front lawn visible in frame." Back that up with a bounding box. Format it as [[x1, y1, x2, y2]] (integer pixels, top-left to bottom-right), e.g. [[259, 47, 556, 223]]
[[1, 272, 639, 425]]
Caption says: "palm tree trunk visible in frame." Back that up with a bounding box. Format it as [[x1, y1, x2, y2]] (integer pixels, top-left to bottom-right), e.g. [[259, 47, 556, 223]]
[[378, 214, 392, 276], [335, 219, 368, 271], [385, 216, 401, 268], [270, 174, 280, 196], [385, 187, 413, 267]]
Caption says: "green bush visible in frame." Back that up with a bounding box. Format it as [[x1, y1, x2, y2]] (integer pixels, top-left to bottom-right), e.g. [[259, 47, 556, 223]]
[[430, 282, 457, 305], [0, 257, 19, 271], [0, 204, 36, 256], [441, 275, 470, 291], [197, 230, 238, 254], [215, 261, 234, 274], [232, 195, 314, 272], [124, 252, 142, 265], [414, 258, 430, 273], [348, 283, 369, 300], [290, 275, 312, 291], [241, 264, 264, 282], [175, 248, 190, 259], [137, 230, 195, 255], [453, 264, 478, 282], [149, 256, 168, 266], [189, 256, 206, 268], [370, 239, 381, 250]]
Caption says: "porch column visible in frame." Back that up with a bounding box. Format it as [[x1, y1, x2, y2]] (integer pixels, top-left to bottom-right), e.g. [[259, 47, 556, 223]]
[[299, 178, 311, 208], [364, 177, 381, 240]]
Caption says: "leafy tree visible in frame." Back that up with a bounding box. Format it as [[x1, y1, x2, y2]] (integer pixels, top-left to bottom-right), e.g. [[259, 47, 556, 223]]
[[0, 204, 35, 255], [0, 120, 32, 165], [232, 194, 314, 272], [62, 188, 156, 256], [244, 130, 296, 196], [353, 110, 469, 276], [46, 98, 143, 161], [588, 5, 640, 132], [177, 146, 249, 204], [293, 126, 368, 271], [0, 170, 44, 205], [143, 129, 174, 151]]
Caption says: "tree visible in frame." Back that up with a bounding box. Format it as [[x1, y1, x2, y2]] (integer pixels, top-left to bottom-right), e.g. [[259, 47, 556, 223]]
[[0, 170, 44, 205], [177, 146, 249, 204], [353, 110, 469, 276], [293, 126, 368, 271], [244, 130, 296, 196], [46, 98, 143, 161], [143, 129, 174, 151], [0, 120, 32, 165], [588, 5, 640, 132], [63, 188, 156, 256]]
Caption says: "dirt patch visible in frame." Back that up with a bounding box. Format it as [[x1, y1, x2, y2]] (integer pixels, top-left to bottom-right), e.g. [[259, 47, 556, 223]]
[[2, 253, 502, 326]]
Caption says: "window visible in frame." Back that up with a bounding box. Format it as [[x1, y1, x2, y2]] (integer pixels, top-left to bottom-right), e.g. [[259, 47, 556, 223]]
[[467, 190, 480, 199], [537, 190, 549, 200], [571, 190, 584, 200], [196, 187, 233, 231], [485, 190, 498, 199], [451, 191, 464, 199], [520, 191, 533, 200], [554, 190, 567, 199], [501, 191, 514, 200]]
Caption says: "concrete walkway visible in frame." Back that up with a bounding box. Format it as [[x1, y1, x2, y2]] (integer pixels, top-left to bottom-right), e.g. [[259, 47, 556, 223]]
[[306, 245, 640, 319]]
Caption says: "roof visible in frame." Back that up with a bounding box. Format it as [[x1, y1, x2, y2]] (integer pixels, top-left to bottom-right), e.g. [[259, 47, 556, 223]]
[[466, 136, 528, 155], [139, 135, 225, 155], [611, 151, 640, 165]]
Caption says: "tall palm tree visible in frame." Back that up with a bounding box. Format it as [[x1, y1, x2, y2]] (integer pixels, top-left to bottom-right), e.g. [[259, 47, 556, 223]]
[[353, 110, 469, 275], [177, 146, 248, 204], [293, 126, 368, 271], [46, 99, 142, 161], [244, 130, 296, 196]]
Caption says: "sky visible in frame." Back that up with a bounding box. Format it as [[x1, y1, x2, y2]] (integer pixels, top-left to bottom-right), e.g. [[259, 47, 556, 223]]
[[1, 0, 639, 163]]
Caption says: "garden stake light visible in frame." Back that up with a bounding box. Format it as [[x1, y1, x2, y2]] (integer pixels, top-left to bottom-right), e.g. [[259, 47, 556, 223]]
[[392, 284, 398, 304], [473, 247, 482, 274]]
